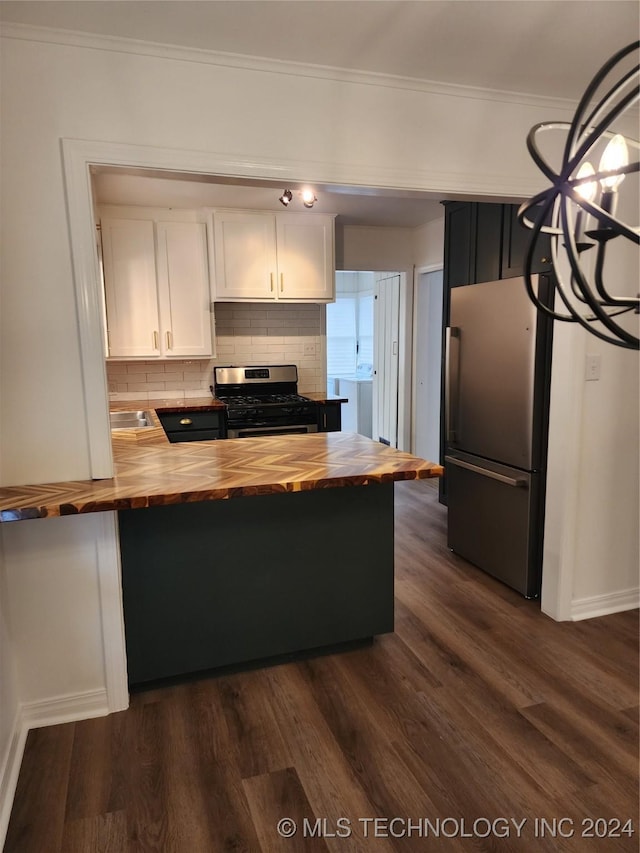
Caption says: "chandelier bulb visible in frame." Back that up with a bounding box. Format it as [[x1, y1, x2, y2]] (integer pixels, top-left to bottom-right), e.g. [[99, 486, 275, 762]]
[[598, 134, 628, 191], [575, 162, 597, 202]]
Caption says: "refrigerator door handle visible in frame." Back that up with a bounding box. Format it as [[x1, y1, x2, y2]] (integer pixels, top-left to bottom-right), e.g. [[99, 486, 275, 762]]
[[445, 455, 528, 488], [445, 326, 460, 443]]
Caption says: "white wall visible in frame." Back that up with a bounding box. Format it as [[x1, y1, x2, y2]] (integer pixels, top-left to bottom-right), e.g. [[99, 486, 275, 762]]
[[339, 225, 416, 272], [0, 27, 637, 823], [413, 218, 445, 269], [542, 184, 639, 620]]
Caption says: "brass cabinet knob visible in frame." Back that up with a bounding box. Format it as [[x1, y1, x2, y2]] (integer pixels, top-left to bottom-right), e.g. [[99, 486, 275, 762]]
[[180, 418, 193, 426]]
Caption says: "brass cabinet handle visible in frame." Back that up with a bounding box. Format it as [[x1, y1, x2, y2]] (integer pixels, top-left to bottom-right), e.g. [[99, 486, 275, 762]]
[[166, 331, 172, 349], [280, 273, 284, 292], [179, 418, 193, 426], [153, 331, 159, 349], [270, 272, 274, 292]]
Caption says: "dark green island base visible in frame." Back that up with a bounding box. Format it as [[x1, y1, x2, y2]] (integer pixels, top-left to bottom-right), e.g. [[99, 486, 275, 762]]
[[119, 483, 394, 685]]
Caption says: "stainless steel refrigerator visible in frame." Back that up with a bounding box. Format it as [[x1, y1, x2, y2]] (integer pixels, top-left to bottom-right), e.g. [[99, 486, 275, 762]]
[[444, 275, 552, 598]]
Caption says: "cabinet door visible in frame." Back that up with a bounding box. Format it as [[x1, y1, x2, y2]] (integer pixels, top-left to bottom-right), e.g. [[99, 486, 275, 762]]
[[318, 402, 342, 432], [474, 203, 503, 284], [156, 221, 213, 357], [212, 211, 277, 300], [276, 214, 335, 301], [501, 204, 553, 279], [443, 202, 474, 290], [101, 218, 160, 357]]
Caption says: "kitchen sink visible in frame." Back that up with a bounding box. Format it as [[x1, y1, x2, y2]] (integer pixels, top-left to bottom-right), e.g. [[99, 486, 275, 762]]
[[109, 410, 153, 429]]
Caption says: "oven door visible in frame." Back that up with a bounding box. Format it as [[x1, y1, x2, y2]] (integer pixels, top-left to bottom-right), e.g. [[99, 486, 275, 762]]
[[228, 424, 318, 439]]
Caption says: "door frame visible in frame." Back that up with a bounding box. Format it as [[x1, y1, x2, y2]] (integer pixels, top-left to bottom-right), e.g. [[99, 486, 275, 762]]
[[411, 263, 444, 458]]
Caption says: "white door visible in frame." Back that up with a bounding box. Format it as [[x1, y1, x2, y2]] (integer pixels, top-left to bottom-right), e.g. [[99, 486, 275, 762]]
[[414, 269, 443, 462], [372, 273, 400, 447]]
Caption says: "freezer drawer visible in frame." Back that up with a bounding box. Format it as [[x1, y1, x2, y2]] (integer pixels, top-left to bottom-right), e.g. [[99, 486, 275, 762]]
[[446, 452, 542, 597]]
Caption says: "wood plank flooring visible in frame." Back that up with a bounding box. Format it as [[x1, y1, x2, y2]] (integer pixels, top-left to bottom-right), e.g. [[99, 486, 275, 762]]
[[5, 480, 638, 852]]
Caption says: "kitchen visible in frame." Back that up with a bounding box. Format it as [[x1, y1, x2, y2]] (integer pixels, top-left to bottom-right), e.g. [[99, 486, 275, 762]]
[[0, 2, 638, 849]]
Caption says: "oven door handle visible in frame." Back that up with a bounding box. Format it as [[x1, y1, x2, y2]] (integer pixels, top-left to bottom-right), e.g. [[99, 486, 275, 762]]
[[229, 424, 318, 438]]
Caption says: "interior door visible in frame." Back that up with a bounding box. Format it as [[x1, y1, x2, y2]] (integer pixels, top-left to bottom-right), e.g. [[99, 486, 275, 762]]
[[372, 273, 400, 447]]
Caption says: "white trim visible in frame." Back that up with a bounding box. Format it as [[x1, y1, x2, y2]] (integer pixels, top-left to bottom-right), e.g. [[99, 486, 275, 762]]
[[571, 588, 640, 621], [61, 140, 114, 479], [20, 688, 109, 730], [0, 21, 583, 113], [0, 710, 26, 850], [0, 688, 110, 848], [95, 513, 129, 713], [540, 324, 588, 622], [62, 137, 547, 481], [411, 265, 444, 456], [415, 263, 444, 275]]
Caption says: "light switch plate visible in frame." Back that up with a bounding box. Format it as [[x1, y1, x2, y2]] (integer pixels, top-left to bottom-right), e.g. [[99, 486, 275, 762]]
[[585, 353, 601, 381]]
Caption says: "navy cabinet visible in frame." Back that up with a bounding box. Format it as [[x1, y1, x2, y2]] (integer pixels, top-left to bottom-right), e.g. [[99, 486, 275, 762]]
[[157, 409, 226, 442], [317, 401, 342, 432]]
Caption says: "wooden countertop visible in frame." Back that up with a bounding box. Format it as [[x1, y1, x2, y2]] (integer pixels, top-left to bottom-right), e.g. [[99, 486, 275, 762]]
[[0, 403, 442, 522]]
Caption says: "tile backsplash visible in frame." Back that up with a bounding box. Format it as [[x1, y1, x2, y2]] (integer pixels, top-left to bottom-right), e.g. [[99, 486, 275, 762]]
[[107, 303, 326, 400]]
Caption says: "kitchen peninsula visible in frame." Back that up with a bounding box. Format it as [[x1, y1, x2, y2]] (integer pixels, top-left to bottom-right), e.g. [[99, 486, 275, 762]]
[[0, 408, 442, 685]]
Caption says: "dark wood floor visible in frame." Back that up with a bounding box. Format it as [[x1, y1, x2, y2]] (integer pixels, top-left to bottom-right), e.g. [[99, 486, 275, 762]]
[[5, 480, 639, 852]]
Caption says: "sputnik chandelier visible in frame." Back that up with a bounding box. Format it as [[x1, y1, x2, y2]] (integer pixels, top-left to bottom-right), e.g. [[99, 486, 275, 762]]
[[518, 41, 639, 349]]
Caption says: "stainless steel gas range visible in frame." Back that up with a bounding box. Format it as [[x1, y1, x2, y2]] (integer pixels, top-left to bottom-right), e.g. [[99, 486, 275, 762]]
[[213, 365, 318, 438]]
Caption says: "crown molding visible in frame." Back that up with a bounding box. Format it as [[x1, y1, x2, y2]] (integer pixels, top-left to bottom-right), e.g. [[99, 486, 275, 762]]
[[0, 20, 579, 113]]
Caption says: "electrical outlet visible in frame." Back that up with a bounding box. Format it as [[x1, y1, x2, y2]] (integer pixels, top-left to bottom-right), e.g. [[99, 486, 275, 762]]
[[303, 343, 316, 356], [585, 354, 601, 381]]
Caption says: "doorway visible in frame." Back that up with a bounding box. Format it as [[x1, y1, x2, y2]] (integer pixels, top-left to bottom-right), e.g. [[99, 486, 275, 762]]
[[326, 270, 402, 447], [373, 273, 401, 448]]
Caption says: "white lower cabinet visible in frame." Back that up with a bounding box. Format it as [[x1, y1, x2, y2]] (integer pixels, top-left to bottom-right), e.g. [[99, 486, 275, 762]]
[[100, 210, 214, 359], [212, 209, 335, 302]]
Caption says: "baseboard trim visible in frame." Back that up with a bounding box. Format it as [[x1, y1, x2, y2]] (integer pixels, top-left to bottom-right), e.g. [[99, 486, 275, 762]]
[[0, 711, 28, 851], [571, 587, 640, 621], [20, 688, 109, 730], [0, 688, 110, 849]]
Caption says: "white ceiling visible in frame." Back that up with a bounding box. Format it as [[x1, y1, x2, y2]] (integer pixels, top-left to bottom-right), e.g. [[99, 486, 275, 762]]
[[3, 1, 638, 227]]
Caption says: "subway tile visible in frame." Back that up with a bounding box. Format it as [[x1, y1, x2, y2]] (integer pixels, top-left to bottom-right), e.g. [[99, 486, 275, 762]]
[[128, 381, 167, 392]]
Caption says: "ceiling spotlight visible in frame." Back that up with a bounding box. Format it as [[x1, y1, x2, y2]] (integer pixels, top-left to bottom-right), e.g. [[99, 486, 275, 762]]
[[279, 189, 292, 207], [301, 188, 317, 208]]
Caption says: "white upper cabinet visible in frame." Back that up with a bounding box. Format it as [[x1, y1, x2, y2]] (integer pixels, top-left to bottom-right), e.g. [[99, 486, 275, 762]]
[[100, 207, 214, 359], [156, 221, 212, 357], [101, 218, 160, 358], [212, 211, 278, 300], [211, 209, 335, 302], [276, 213, 334, 301]]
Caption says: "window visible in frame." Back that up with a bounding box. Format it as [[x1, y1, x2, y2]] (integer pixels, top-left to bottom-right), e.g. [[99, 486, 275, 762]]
[[326, 296, 357, 376], [357, 293, 374, 369]]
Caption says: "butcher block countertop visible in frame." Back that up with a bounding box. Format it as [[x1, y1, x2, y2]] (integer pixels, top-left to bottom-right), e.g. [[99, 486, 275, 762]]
[[0, 401, 442, 522]]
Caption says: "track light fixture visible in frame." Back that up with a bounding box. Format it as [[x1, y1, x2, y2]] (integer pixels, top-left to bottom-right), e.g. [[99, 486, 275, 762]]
[[519, 40, 639, 349], [278, 188, 318, 209], [301, 189, 317, 208]]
